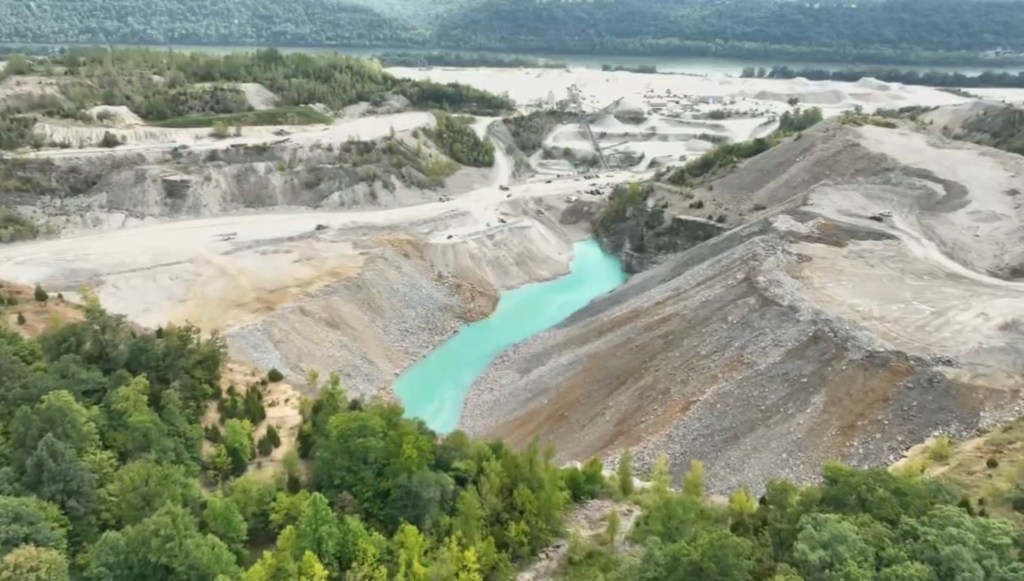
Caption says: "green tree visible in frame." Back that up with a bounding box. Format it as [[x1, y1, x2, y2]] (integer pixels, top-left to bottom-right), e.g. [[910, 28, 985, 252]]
[[617, 450, 634, 497], [33, 284, 47, 303], [84, 504, 239, 581], [638, 529, 753, 581], [605, 510, 621, 546], [0, 545, 69, 581], [227, 474, 279, 541], [222, 418, 255, 476], [0, 496, 69, 555], [22, 434, 98, 526], [651, 454, 672, 497], [792, 513, 875, 580], [103, 460, 200, 527], [203, 494, 249, 562], [9, 389, 101, 472], [393, 523, 429, 581], [451, 488, 485, 545], [347, 528, 389, 581], [907, 505, 1021, 580], [294, 493, 343, 571], [878, 561, 935, 581], [682, 460, 705, 498], [311, 411, 390, 521]]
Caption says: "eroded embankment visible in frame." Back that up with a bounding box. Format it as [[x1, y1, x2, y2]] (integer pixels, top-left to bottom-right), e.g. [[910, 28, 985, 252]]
[[0, 181, 591, 400], [226, 215, 583, 399], [462, 120, 1024, 493]]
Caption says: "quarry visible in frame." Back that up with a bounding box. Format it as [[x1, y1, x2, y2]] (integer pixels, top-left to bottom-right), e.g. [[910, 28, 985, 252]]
[[2, 61, 1023, 493]]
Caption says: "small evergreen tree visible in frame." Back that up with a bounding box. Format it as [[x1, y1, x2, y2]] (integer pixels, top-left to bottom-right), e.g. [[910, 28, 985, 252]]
[[617, 449, 634, 497], [16, 311, 26, 325], [266, 424, 281, 448], [34, 283, 48, 302], [268, 368, 284, 383]]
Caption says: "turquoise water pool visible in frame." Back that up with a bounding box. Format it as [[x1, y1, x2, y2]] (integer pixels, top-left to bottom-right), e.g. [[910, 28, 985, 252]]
[[394, 239, 628, 433]]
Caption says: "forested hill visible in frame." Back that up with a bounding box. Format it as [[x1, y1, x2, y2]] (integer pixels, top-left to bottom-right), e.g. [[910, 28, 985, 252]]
[[3, 0, 1024, 65]]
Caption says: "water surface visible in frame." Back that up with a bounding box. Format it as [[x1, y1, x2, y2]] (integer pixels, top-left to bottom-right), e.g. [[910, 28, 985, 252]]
[[394, 239, 627, 432]]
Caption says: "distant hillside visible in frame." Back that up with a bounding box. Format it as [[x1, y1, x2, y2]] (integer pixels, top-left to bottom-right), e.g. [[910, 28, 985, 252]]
[[3, 0, 1024, 65]]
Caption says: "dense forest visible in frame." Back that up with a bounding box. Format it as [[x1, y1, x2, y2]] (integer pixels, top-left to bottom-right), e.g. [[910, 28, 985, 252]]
[[0, 289, 1021, 579], [2, 0, 1024, 65], [744, 66, 1024, 89]]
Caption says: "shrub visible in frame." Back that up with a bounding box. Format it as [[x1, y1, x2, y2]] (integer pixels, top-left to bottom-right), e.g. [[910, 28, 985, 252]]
[[256, 426, 281, 457], [210, 121, 230, 139], [98, 131, 123, 148], [267, 368, 284, 383], [986, 457, 999, 469], [204, 424, 222, 443], [33, 283, 48, 302], [1011, 492, 1024, 514], [16, 311, 26, 325], [256, 434, 274, 457], [928, 435, 953, 462], [265, 424, 281, 448]]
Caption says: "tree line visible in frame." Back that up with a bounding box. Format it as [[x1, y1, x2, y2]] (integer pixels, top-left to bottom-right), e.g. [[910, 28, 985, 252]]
[[3, 0, 1024, 66], [743, 66, 1024, 89], [559, 456, 1024, 580]]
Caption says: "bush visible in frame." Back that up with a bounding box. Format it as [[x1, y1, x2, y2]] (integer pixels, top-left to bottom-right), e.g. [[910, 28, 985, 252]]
[[98, 131, 123, 148], [204, 424, 222, 443], [16, 311, 26, 325], [986, 457, 999, 469], [256, 434, 274, 457], [928, 435, 953, 462], [267, 368, 284, 383], [210, 121, 230, 139], [265, 424, 281, 448], [33, 283, 48, 302], [1011, 492, 1024, 514]]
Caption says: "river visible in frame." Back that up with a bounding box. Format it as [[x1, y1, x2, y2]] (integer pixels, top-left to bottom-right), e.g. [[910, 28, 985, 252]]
[[394, 239, 628, 433]]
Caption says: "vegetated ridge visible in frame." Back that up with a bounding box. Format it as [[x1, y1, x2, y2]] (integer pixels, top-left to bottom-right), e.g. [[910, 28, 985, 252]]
[[3, 0, 1024, 65]]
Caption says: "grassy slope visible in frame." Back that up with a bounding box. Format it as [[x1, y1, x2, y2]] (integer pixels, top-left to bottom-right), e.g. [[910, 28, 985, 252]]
[[896, 422, 1024, 524]]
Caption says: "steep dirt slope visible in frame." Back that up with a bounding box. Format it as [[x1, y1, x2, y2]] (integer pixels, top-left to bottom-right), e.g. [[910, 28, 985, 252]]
[[925, 101, 1024, 156], [463, 121, 1024, 493]]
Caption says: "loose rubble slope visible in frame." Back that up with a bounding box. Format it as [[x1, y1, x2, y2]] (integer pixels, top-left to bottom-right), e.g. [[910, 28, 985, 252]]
[[463, 120, 1024, 493]]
